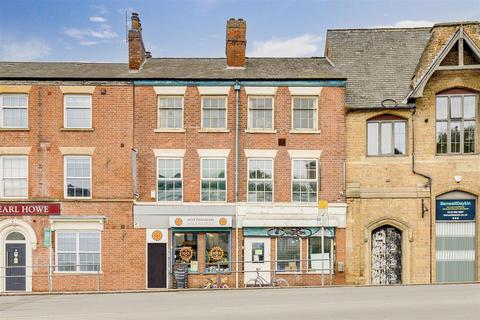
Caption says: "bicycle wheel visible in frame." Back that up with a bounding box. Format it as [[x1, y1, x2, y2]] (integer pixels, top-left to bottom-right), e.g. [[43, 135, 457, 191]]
[[245, 279, 258, 287], [273, 278, 289, 287]]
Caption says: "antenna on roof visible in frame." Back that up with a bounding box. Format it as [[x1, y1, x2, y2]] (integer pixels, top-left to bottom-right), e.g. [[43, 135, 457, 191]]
[[125, 10, 128, 44]]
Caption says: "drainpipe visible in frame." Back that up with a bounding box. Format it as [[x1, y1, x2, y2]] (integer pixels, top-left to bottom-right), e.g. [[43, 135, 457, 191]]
[[411, 106, 433, 284], [234, 80, 241, 288]]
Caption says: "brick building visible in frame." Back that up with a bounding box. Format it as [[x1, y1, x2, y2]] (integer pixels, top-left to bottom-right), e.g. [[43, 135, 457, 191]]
[[131, 17, 348, 288], [327, 22, 480, 285]]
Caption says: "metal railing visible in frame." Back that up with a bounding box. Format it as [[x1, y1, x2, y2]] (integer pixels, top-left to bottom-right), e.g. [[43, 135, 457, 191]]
[[172, 257, 336, 289], [0, 264, 101, 292]]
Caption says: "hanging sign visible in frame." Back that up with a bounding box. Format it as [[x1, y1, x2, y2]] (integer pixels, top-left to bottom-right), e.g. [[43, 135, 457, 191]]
[[0, 203, 61, 215], [436, 199, 476, 221]]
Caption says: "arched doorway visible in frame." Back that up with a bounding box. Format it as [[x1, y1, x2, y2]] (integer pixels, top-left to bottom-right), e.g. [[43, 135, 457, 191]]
[[371, 225, 402, 285], [5, 231, 27, 291]]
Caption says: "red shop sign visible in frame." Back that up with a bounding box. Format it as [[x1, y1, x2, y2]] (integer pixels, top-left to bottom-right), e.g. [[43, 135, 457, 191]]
[[0, 203, 61, 215]]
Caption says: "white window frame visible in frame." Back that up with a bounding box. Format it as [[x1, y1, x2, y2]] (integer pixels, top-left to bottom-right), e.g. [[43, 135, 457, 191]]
[[55, 230, 102, 274], [201, 96, 228, 130], [0, 155, 28, 199], [275, 237, 302, 274], [157, 95, 184, 130], [247, 96, 275, 131], [291, 96, 318, 131], [63, 94, 92, 129], [366, 119, 408, 156], [200, 157, 227, 202], [291, 158, 318, 204], [156, 157, 183, 202], [307, 237, 335, 274], [247, 158, 274, 203], [64, 156, 92, 199], [0, 94, 29, 129]]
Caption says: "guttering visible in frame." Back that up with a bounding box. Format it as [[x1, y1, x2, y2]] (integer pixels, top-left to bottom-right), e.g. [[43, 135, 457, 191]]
[[411, 106, 433, 284], [234, 80, 240, 289]]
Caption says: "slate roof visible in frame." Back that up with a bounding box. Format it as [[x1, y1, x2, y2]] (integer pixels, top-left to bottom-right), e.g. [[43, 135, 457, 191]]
[[326, 27, 432, 109], [0, 58, 342, 80]]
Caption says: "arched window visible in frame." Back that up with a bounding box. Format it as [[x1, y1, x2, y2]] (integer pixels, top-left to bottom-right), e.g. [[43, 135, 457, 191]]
[[6, 231, 25, 241], [367, 114, 407, 156], [436, 88, 477, 154]]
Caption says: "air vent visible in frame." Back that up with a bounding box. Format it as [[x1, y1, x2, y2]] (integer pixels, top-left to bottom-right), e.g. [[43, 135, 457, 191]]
[[278, 138, 286, 147]]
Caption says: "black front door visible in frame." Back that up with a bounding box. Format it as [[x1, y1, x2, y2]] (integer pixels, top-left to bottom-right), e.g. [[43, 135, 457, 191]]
[[5, 243, 26, 291], [148, 243, 167, 288]]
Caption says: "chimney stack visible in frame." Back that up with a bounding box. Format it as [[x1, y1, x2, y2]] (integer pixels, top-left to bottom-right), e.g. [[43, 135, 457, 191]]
[[226, 18, 246, 68], [128, 12, 147, 71]]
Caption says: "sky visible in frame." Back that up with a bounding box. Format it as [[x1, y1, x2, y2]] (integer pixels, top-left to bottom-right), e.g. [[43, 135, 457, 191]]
[[0, 0, 479, 63]]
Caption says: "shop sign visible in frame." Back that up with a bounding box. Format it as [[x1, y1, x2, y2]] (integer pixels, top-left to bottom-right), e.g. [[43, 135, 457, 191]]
[[147, 228, 168, 243], [0, 203, 61, 216], [244, 227, 335, 238], [436, 199, 476, 221], [169, 216, 232, 228]]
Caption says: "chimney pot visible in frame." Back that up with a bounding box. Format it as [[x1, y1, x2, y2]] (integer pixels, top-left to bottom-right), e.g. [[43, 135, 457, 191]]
[[128, 12, 147, 71], [226, 18, 247, 68]]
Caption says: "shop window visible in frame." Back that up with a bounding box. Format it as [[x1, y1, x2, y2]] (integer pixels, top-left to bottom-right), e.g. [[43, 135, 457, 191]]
[[292, 97, 317, 130], [436, 94, 477, 154], [64, 156, 91, 198], [248, 158, 273, 202], [367, 116, 407, 156], [205, 232, 230, 273], [0, 156, 28, 198], [308, 237, 333, 273], [56, 231, 101, 272], [276, 237, 300, 272], [202, 96, 227, 129], [157, 158, 182, 202], [1, 94, 28, 128], [248, 96, 274, 130], [64, 94, 92, 128], [173, 233, 199, 273], [201, 158, 226, 202], [292, 159, 317, 203], [158, 96, 183, 129]]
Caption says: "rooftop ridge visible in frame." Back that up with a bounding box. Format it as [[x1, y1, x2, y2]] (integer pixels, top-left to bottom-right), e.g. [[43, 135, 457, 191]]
[[327, 27, 431, 32]]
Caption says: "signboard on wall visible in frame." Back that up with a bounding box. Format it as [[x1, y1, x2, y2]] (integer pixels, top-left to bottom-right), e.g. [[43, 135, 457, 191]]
[[147, 229, 168, 243], [0, 203, 61, 215], [169, 216, 232, 228], [436, 199, 476, 221]]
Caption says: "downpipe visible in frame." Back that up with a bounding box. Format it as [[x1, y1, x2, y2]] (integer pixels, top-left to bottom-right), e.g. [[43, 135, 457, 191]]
[[234, 81, 241, 288]]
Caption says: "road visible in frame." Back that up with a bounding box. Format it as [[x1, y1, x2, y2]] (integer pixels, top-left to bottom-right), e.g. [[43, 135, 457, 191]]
[[0, 284, 479, 320]]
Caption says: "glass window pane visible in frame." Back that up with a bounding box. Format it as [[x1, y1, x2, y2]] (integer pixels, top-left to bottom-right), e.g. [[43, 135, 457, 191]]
[[436, 121, 448, 154], [276, 237, 300, 272], [292, 97, 316, 130], [436, 97, 448, 120], [205, 232, 230, 272], [450, 121, 461, 153], [450, 96, 462, 118], [308, 237, 332, 271], [464, 96, 476, 119], [464, 121, 476, 154], [3, 108, 27, 128], [66, 108, 90, 128], [380, 122, 393, 154], [57, 232, 77, 252], [79, 232, 100, 252], [173, 233, 198, 273], [367, 122, 379, 155], [159, 97, 183, 129], [79, 253, 100, 272], [393, 122, 406, 155]]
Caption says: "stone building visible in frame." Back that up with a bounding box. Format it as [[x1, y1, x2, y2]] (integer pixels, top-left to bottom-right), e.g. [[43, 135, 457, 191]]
[[327, 21, 480, 284]]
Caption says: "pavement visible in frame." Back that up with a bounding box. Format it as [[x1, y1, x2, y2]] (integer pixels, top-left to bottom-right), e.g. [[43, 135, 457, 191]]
[[0, 284, 479, 320]]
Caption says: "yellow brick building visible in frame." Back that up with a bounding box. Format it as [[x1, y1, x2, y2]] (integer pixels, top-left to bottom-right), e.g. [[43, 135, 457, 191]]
[[327, 22, 480, 284]]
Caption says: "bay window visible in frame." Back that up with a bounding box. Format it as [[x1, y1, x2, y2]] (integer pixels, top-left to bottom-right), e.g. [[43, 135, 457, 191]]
[[436, 94, 477, 154]]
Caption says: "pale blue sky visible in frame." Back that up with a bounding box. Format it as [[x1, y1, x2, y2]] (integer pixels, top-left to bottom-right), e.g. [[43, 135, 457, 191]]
[[1, 0, 479, 62]]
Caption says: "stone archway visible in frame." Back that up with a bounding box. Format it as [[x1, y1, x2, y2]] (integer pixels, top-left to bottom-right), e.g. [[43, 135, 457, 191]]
[[364, 217, 413, 285], [0, 219, 37, 292]]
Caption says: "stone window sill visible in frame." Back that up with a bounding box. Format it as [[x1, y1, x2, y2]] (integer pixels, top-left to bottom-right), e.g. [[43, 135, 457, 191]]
[[61, 128, 95, 132], [198, 129, 230, 133], [245, 129, 278, 134], [289, 130, 321, 134], [0, 128, 30, 131], [154, 128, 186, 133]]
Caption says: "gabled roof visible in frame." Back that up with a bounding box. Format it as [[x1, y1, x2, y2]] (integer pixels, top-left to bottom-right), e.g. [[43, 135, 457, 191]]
[[0, 58, 343, 81], [326, 27, 431, 109], [405, 26, 480, 101]]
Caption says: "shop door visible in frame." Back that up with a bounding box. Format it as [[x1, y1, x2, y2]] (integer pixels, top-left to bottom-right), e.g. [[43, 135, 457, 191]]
[[148, 243, 167, 288], [5, 243, 26, 291], [371, 226, 402, 285], [244, 237, 270, 284]]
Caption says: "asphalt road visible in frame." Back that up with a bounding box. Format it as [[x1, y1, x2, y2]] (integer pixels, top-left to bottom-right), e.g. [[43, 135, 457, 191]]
[[0, 284, 479, 320]]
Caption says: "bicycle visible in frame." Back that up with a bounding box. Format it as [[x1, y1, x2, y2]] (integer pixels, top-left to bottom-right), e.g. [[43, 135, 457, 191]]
[[244, 268, 289, 287], [203, 276, 229, 289]]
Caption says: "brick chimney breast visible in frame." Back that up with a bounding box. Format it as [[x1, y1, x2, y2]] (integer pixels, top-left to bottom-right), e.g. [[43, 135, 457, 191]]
[[128, 12, 147, 71], [226, 18, 247, 68]]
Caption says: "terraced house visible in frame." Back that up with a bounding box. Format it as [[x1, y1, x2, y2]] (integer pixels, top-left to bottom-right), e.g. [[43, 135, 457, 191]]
[[0, 13, 347, 292], [327, 21, 480, 285]]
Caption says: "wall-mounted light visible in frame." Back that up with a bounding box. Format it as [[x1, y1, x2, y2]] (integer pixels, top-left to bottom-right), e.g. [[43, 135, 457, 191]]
[[454, 175, 462, 183]]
